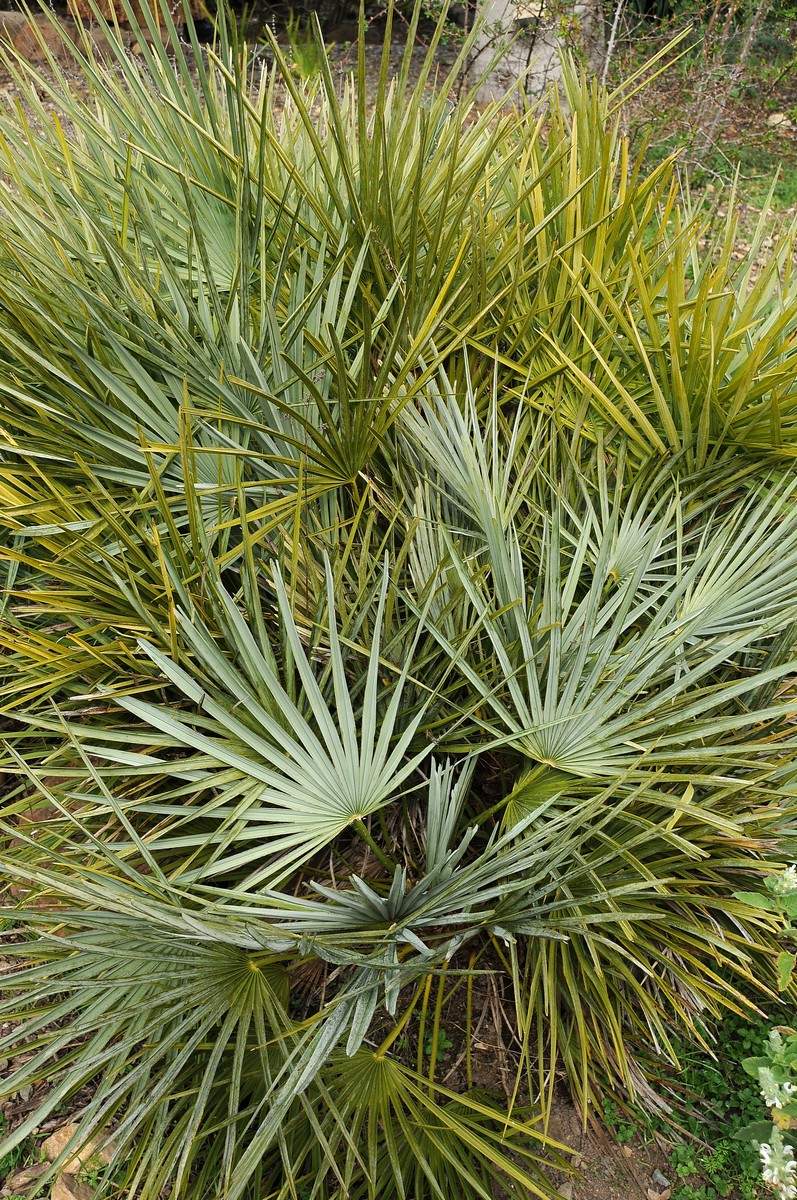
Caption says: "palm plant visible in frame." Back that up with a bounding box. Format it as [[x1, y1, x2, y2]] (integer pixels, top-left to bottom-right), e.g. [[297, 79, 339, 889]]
[[1, 2, 797, 1198]]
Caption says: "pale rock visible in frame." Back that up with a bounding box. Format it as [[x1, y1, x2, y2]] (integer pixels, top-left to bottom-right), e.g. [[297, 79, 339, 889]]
[[3, 1162, 48, 1196], [767, 112, 791, 127], [0, 12, 27, 42], [42, 1122, 115, 1170], [51, 1176, 94, 1200], [558, 1184, 574, 1200], [0, 16, 67, 64]]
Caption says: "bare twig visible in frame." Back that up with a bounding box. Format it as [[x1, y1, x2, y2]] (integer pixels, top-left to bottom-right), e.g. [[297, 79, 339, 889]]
[[692, 0, 774, 161], [601, 0, 628, 87]]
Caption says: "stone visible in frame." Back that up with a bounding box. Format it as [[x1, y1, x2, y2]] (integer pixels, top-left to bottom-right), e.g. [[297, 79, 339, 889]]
[[767, 112, 790, 127], [51, 1176, 94, 1200], [557, 1184, 574, 1200], [651, 1168, 672, 1189], [2, 1163, 48, 1197], [42, 1122, 115, 1170], [0, 13, 27, 39], [67, 0, 205, 26], [0, 14, 78, 64]]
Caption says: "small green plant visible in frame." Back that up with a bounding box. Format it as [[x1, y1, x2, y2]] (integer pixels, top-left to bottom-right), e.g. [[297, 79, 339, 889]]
[[671, 1137, 761, 1199], [671, 1143, 700, 1178], [736, 1028, 797, 1198], [601, 1098, 637, 1145], [80, 1164, 120, 1191], [673, 1186, 731, 1200], [737, 868, 797, 992], [0, 1119, 42, 1200], [731, 867, 797, 1198], [0, 1117, 35, 1181], [424, 1028, 454, 1064], [606, 1011, 774, 1200], [283, 10, 325, 79], [604, 1058, 763, 1199]]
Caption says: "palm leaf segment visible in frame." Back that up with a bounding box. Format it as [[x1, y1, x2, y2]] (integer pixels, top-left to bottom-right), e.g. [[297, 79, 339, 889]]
[[1, 565, 587, 1200], [424, 471, 797, 778], [400, 386, 797, 1107], [116, 562, 429, 888]]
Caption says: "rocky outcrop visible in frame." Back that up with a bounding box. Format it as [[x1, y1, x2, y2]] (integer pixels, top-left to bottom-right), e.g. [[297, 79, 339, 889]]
[[51, 1176, 94, 1200], [0, 11, 78, 62]]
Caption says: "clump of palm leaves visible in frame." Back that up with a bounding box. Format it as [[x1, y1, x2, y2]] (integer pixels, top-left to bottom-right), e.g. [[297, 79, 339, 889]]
[[1, 2, 797, 1197]]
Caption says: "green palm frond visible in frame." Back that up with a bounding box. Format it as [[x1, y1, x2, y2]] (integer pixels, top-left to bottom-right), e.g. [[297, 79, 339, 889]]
[[419, 470, 797, 778], [2, 4, 797, 1197]]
